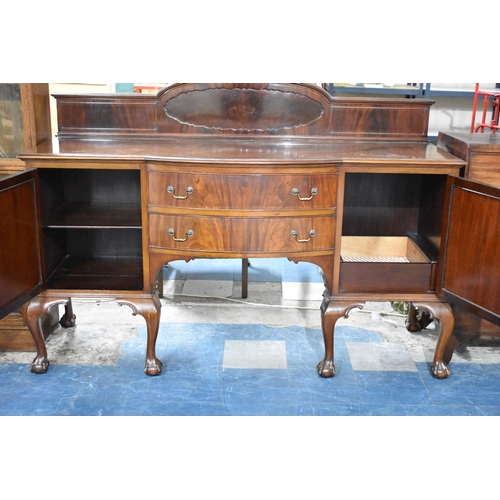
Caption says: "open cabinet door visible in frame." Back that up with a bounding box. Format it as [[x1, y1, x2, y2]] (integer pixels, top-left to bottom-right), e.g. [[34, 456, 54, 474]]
[[438, 175, 500, 326], [0, 170, 44, 319]]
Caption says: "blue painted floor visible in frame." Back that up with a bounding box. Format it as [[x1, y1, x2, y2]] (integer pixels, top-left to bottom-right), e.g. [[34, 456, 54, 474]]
[[1, 258, 500, 416], [2, 322, 500, 416]]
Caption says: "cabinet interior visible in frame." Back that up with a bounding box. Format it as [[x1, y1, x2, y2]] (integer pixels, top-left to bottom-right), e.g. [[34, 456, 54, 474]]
[[342, 172, 447, 254], [38, 168, 143, 290], [339, 172, 448, 293]]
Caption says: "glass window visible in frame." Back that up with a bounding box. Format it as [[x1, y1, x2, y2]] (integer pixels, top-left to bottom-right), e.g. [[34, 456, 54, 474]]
[[0, 84, 25, 158]]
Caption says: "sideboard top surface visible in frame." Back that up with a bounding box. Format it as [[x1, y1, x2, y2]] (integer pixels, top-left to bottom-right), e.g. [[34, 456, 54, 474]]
[[438, 132, 500, 148], [21, 137, 464, 167]]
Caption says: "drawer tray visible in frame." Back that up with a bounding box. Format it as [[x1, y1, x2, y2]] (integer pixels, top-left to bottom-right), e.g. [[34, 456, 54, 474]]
[[339, 236, 434, 293]]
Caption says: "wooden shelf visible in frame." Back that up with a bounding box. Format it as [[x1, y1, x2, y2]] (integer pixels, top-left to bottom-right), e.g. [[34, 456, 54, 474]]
[[43, 202, 142, 229], [46, 255, 143, 290], [324, 83, 424, 97]]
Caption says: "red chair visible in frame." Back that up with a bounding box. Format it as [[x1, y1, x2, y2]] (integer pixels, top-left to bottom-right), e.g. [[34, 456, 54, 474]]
[[470, 83, 500, 133]]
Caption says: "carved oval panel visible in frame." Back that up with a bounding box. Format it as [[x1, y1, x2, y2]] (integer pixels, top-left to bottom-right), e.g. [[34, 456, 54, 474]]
[[164, 88, 324, 131]]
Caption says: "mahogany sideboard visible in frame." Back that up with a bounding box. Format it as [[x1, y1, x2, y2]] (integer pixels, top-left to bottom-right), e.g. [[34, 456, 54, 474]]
[[1, 83, 499, 379]]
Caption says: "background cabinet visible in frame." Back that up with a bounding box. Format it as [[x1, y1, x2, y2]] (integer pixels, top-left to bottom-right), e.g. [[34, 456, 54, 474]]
[[0, 84, 52, 169]]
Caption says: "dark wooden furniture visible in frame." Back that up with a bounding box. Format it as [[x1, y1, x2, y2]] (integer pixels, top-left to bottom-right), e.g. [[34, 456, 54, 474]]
[[430, 132, 500, 358], [0, 84, 55, 350], [2, 83, 499, 379], [438, 132, 500, 185]]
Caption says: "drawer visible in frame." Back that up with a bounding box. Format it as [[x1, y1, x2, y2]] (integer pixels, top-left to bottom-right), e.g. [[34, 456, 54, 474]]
[[468, 152, 500, 187], [148, 171, 337, 210], [339, 236, 434, 293], [149, 214, 335, 253]]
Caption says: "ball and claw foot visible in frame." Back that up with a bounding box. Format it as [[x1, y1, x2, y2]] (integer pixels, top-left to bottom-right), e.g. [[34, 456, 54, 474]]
[[30, 356, 49, 374], [144, 357, 163, 376], [59, 314, 76, 328], [431, 361, 450, 379], [317, 359, 336, 378]]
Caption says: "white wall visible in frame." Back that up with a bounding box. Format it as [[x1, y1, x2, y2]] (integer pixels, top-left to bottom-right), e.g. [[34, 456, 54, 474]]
[[427, 83, 499, 137]]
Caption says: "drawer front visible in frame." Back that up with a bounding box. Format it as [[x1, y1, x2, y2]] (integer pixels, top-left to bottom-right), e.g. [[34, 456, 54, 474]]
[[148, 171, 337, 210], [468, 152, 500, 187], [149, 214, 335, 252], [339, 262, 435, 293]]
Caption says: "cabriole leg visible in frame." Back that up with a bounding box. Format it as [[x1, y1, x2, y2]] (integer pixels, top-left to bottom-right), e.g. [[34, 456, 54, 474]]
[[406, 302, 433, 332], [23, 296, 72, 374], [317, 295, 364, 378], [59, 297, 76, 328], [118, 291, 162, 376], [411, 301, 455, 379]]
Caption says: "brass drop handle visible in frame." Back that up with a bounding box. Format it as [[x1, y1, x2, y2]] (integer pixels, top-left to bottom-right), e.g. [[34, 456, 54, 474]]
[[167, 186, 194, 199], [290, 229, 316, 243], [168, 228, 194, 242], [292, 187, 318, 201]]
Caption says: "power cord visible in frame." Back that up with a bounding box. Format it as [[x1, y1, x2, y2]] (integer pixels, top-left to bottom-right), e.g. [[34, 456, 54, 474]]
[[162, 292, 319, 310], [162, 292, 406, 316]]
